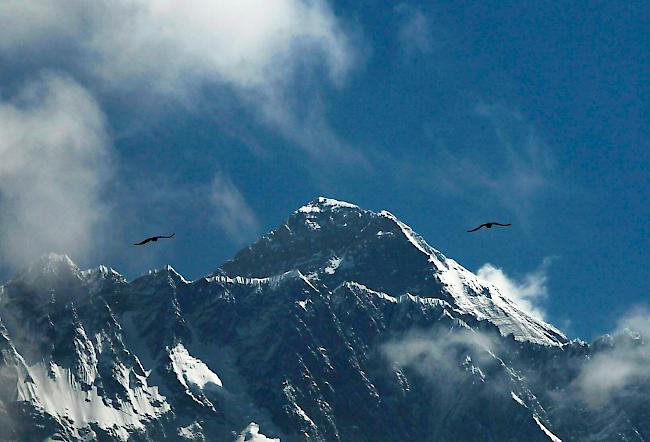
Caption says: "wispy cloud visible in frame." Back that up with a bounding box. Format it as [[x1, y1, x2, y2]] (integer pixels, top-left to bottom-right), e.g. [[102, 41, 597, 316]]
[[210, 173, 259, 243], [111, 170, 259, 252], [248, 91, 369, 166], [381, 325, 503, 387], [477, 258, 553, 321], [381, 326, 513, 402], [404, 102, 555, 221], [0, 0, 361, 163], [0, 73, 112, 268], [394, 4, 434, 58], [470, 103, 555, 215], [571, 306, 650, 406]]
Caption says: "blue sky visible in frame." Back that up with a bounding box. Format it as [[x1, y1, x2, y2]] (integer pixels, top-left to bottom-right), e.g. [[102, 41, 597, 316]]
[[0, 1, 647, 340]]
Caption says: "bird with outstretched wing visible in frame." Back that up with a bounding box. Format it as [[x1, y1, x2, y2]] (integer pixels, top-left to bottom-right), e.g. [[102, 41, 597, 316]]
[[466, 222, 511, 233], [133, 233, 175, 245]]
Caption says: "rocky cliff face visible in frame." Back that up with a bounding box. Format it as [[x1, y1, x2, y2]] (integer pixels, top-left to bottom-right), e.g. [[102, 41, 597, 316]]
[[0, 198, 647, 441]]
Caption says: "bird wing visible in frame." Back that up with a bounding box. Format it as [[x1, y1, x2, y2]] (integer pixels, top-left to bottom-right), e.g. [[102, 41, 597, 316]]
[[466, 224, 485, 232], [492, 223, 512, 227], [133, 237, 153, 245], [158, 233, 175, 239]]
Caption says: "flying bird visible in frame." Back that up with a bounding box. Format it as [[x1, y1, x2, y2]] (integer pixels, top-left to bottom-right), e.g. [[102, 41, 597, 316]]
[[133, 233, 175, 245], [466, 222, 511, 233]]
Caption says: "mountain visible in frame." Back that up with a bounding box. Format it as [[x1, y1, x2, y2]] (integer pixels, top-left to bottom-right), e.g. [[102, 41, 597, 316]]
[[0, 197, 648, 441]]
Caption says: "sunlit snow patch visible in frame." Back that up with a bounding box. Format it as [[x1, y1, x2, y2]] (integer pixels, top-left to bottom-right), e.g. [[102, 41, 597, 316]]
[[178, 421, 205, 440], [234, 422, 280, 442], [305, 219, 321, 230], [297, 299, 310, 310], [169, 343, 222, 391], [511, 391, 526, 407], [324, 256, 342, 274], [17, 361, 169, 441], [534, 415, 563, 442], [316, 196, 358, 209], [298, 196, 359, 214]]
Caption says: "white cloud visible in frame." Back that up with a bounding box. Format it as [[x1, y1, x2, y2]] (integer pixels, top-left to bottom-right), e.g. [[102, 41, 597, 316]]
[[405, 103, 555, 221], [0, 0, 359, 161], [383, 327, 498, 371], [471, 103, 554, 215], [572, 307, 650, 406], [395, 4, 433, 58], [477, 259, 552, 320], [210, 173, 259, 243], [617, 306, 650, 336], [0, 73, 112, 268], [0, 0, 361, 272], [381, 326, 503, 393], [0, 0, 353, 88]]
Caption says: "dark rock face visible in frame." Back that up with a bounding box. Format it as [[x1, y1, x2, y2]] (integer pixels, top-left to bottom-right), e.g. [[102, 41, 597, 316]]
[[0, 198, 647, 441]]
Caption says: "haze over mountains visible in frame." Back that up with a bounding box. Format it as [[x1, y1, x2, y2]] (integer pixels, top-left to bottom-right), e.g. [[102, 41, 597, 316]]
[[0, 198, 648, 441]]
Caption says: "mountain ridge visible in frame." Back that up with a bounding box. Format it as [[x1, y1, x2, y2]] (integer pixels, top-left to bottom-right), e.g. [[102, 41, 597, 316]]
[[218, 196, 565, 346], [0, 197, 648, 441]]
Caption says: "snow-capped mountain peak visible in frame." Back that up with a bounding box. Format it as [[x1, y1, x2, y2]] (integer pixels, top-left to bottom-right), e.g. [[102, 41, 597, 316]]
[[297, 196, 360, 214], [1, 198, 645, 442], [9, 253, 82, 284], [220, 197, 565, 346]]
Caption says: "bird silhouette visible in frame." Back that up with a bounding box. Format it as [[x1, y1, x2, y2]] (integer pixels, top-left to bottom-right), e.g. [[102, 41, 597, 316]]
[[466, 222, 511, 233], [133, 233, 175, 245]]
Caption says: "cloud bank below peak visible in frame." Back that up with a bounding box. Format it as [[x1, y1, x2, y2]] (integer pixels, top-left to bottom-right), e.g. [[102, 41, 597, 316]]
[[571, 307, 650, 406]]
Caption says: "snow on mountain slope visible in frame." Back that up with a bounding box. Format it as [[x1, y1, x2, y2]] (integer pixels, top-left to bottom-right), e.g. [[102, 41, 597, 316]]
[[0, 255, 174, 440], [169, 343, 222, 391], [15, 361, 169, 440], [0, 198, 648, 441], [534, 416, 563, 442], [234, 422, 280, 442], [219, 196, 566, 345]]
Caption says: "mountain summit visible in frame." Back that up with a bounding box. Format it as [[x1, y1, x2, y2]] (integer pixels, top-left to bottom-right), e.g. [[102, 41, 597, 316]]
[[219, 196, 565, 346], [0, 197, 647, 441]]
